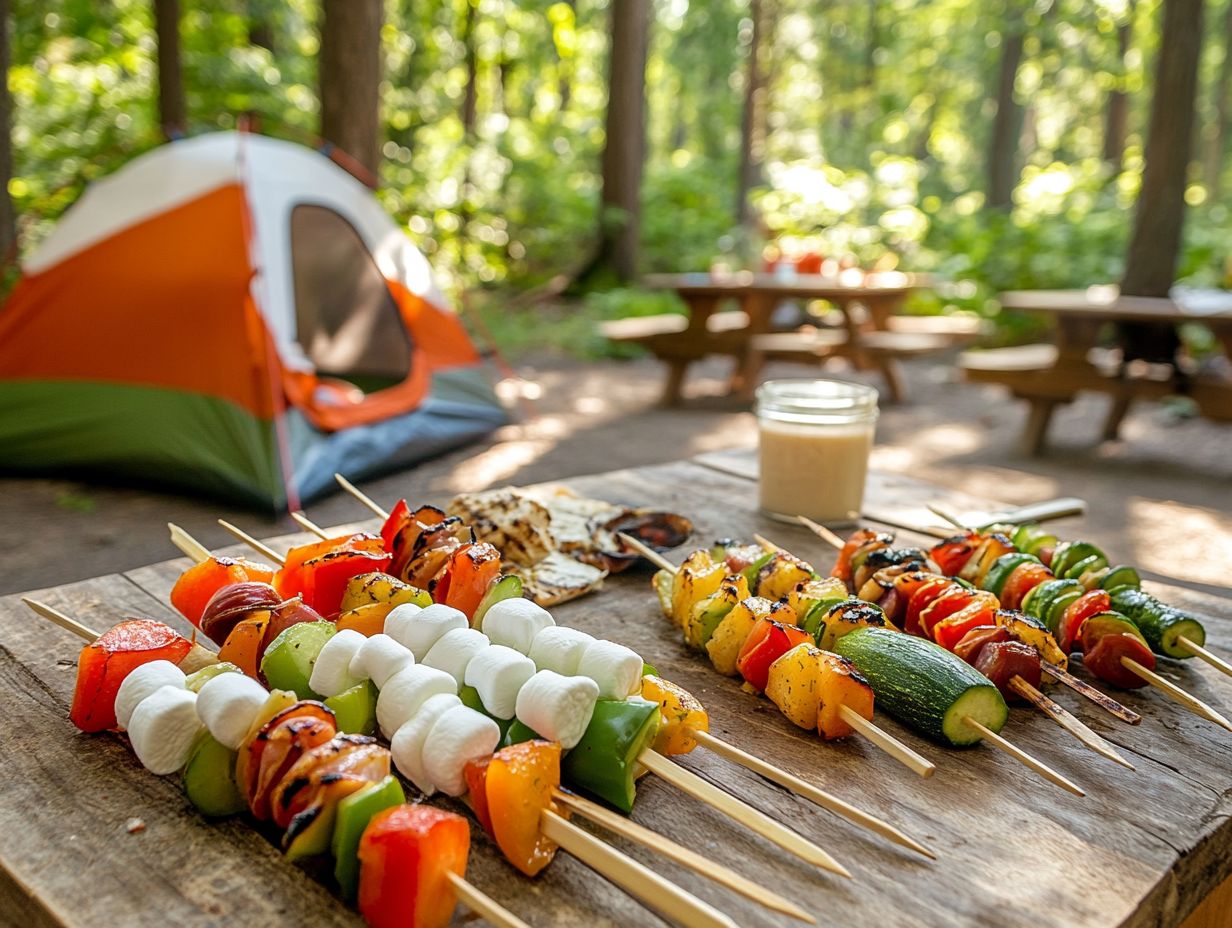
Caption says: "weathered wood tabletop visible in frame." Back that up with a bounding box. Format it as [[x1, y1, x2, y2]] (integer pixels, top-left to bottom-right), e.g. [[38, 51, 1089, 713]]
[[3, 451, 1231, 928]]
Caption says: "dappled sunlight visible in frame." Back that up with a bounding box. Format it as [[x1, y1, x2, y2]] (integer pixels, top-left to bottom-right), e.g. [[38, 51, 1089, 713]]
[[1127, 499, 1232, 588], [445, 439, 555, 493]]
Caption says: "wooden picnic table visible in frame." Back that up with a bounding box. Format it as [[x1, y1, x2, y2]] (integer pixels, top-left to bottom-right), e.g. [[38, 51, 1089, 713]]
[[964, 288, 1232, 454], [603, 271, 950, 404], [3, 451, 1232, 928]]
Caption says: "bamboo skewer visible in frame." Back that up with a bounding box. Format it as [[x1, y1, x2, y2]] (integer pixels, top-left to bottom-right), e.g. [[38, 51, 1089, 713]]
[[962, 718, 1085, 796], [798, 515, 1144, 727], [553, 789, 816, 923], [689, 730, 934, 859], [217, 520, 286, 565], [541, 810, 739, 928], [1037, 661, 1142, 725], [1007, 677, 1135, 770], [753, 532, 1095, 795], [638, 750, 850, 878], [291, 511, 331, 539], [167, 523, 212, 563], [1121, 658, 1232, 733], [623, 531, 937, 780], [216, 525, 852, 875], [28, 599, 755, 927], [1178, 635, 1232, 681], [336, 473, 390, 520], [442, 871, 534, 928]]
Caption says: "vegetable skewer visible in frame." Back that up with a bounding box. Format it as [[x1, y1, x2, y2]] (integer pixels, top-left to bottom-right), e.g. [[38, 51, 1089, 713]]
[[632, 536, 1085, 797], [23, 599, 531, 928], [834, 518, 1232, 734], [799, 516, 1145, 725], [625, 533, 935, 779], [186, 523, 853, 879], [752, 533, 1133, 771], [28, 599, 745, 928], [928, 505, 1232, 681], [325, 484, 932, 859]]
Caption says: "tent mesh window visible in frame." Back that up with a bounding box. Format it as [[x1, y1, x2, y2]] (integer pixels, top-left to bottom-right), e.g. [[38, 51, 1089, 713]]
[[290, 204, 414, 394]]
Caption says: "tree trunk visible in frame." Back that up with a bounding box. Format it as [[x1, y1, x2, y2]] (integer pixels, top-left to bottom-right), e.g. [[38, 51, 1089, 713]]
[[461, 0, 478, 135], [1102, 3, 1134, 170], [0, 0, 14, 265], [154, 0, 186, 136], [1121, 0, 1204, 297], [248, 0, 276, 53], [595, 0, 651, 283], [319, 0, 383, 178], [986, 15, 1025, 210], [556, 0, 576, 111], [736, 0, 768, 226], [1205, 0, 1232, 197]]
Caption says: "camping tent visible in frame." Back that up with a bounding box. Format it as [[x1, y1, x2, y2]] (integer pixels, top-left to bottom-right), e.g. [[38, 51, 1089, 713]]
[[0, 132, 507, 509]]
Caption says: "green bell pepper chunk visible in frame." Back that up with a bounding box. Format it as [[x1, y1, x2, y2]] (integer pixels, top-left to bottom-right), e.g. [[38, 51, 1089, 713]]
[[183, 662, 242, 693], [324, 680, 378, 735], [502, 719, 544, 747], [460, 684, 513, 740], [182, 731, 246, 817], [330, 774, 406, 901], [562, 697, 660, 813]]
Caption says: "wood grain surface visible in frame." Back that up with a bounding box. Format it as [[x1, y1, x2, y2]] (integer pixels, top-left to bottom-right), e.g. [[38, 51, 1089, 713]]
[[3, 455, 1230, 928]]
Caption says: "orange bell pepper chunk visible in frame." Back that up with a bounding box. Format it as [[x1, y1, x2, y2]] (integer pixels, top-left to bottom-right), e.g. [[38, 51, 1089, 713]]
[[336, 602, 395, 637], [485, 740, 565, 877], [358, 804, 470, 928], [170, 555, 275, 628], [641, 675, 709, 755], [815, 652, 875, 740], [436, 543, 502, 621], [69, 619, 193, 732], [217, 613, 271, 679]]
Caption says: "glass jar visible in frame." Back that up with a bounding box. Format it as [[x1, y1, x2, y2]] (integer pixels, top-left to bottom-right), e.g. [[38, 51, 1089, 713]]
[[755, 379, 879, 524]]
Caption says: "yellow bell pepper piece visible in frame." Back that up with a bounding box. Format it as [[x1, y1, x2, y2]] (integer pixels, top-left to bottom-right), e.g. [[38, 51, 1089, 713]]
[[641, 675, 709, 755]]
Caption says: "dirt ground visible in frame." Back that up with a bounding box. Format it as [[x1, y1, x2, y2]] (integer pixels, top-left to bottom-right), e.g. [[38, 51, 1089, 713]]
[[2, 353, 1229, 596]]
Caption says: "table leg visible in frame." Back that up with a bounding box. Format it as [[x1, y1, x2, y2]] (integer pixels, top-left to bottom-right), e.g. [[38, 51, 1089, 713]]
[[1020, 397, 1060, 456], [657, 295, 721, 405], [1102, 392, 1134, 441], [729, 292, 776, 400], [661, 359, 690, 407], [876, 357, 905, 404]]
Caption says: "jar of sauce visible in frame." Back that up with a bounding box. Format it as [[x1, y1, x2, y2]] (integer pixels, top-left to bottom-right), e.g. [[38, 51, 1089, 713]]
[[756, 379, 879, 524]]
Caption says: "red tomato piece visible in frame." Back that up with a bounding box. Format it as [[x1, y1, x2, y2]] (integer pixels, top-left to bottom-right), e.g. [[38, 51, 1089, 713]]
[[999, 561, 1052, 612], [70, 620, 192, 732], [904, 576, 953, 637], [437, 543, 503, 621], [736, 617, 813, 692], [358, 804, 470, 928], [1059, 590, 1111, 654], [170, 556, 275, 628], [1083, 634, 1155, 689]]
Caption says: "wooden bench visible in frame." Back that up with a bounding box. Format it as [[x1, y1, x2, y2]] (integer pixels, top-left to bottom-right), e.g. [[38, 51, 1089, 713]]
[[960, 344, 1188, 454], [752, 328, 956, 403]]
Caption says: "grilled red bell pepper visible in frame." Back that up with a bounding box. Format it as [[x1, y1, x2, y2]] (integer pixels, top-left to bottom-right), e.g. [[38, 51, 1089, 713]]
[[274, 533, 386, 605], [832, 529, 886, 584], [70, 620, 193, 732], [463, 755, 495, 836], [999, 561, 1052, 611], [300, 549, 392, 618], [434, 543, 502, 620], [904, 576, 952, 636], [379, 499, 412, 549], [1080, 614, 1155, 689], [358, 804, 470, 928], [916, 583, 972, 639], [929, 533, 981, 577], [170, 555, 276, 628], [932, 593, 998, 651], [736, 617, 813, 692]]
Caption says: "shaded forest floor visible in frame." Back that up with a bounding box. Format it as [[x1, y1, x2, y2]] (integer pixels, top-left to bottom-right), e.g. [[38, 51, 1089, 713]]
[[3, 353, 1229, 596]]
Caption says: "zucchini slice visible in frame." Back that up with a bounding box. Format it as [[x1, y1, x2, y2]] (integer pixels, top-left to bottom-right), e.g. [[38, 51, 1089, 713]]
[[834, 627, 1008, 746], [1110, 588, 1206, 658]]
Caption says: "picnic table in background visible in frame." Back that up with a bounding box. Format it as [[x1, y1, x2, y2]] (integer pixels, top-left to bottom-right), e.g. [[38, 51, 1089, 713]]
[[601, 270, 966, 404], [961, 288, 1232, 455]]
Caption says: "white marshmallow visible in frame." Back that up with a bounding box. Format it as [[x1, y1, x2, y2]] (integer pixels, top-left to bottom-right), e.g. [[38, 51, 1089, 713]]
[[576, 639, 644, 699], [376, 664, 459, 738], [115, 661, 186, 730], [422, 628, 490, 686], [528, 626, 596, 676], [463, 645, 535, 720], [195, 673, 270, 750], [481, 598, 555, 654], [348, 633, 415, 688], [385, 603, 468, 660], [423, 705, 502, 797], [515, 670, 600, 750], [308, 628, 366, 697], [389, 692, 461, 796], [127, 686, 205, 775]]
